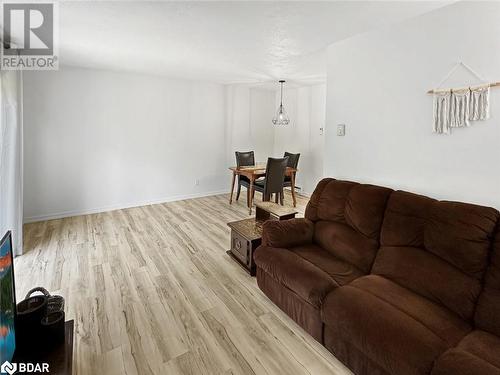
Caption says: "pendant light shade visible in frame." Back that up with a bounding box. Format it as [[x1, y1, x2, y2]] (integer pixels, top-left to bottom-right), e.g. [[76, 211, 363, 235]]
[[272, 80, 290, 126]]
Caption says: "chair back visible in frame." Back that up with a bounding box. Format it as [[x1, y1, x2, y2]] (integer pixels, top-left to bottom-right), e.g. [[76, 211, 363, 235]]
[[235, 151, 255, 168], [264, 157, 288, 199], [284, 152, 300, 169], [283, 152, 300, 183]]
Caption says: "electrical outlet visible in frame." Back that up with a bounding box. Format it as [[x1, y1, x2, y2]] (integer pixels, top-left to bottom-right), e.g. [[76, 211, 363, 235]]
[[337, 124, 345, 136]]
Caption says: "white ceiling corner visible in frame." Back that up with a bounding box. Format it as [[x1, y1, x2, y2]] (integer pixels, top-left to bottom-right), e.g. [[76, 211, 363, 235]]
[[10, 1, 453, 85]]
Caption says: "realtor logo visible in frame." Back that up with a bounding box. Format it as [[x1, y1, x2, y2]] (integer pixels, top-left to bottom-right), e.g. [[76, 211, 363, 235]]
[[1, 361, 49, 374], [0, 361, 17, 375], [1, 2, 59, 70]]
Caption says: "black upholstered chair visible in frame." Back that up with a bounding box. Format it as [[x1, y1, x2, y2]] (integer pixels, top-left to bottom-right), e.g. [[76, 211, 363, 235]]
[[283, 152, 300, 189], [235, 151, 255, 202], [253, 157, 289, 205]]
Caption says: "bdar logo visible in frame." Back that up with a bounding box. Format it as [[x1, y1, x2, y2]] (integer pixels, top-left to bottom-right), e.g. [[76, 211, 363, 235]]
[[1, 361, 17, 375]]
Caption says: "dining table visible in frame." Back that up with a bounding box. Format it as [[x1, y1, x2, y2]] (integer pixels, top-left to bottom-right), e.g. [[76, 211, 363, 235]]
[[228, 164, 297, 214]]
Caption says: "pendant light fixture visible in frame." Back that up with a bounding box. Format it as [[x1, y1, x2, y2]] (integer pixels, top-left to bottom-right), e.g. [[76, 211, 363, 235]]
[[272, 80, 290, 126]]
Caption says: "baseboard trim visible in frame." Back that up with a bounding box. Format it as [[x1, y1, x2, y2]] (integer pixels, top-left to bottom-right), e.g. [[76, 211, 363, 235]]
[[24, 189, 229, 224]]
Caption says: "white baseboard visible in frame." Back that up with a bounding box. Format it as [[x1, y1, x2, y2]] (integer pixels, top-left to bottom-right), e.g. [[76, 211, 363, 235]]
[[24, 189, 229, 224]]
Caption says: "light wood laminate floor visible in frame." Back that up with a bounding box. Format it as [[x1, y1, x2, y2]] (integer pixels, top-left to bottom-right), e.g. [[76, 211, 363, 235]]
[[18, 191, 352, 375]]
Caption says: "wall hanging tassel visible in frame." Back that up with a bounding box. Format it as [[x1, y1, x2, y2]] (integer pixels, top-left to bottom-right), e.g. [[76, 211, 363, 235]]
[[469, 86, 490, 121], [433, 91, 451, 134], [449, 88, 470, 128], [428, 62, 498, 134]]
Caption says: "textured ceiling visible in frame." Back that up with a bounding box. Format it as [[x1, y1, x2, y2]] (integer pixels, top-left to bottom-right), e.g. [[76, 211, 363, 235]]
[[11, 1, 452, 84]]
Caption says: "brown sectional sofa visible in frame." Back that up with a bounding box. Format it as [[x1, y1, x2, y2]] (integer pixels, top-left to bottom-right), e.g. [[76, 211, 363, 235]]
[[253, 178, 500, 375]]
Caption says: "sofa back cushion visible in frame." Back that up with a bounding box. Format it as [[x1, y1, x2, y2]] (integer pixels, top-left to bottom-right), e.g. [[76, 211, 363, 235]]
[[306, 178, 392, 273], [373, 190, 499, 321], [475, 225, 500, 336]]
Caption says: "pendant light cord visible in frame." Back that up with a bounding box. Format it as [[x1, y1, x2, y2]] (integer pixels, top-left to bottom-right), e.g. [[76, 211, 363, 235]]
[[280, 81, 283, 106]]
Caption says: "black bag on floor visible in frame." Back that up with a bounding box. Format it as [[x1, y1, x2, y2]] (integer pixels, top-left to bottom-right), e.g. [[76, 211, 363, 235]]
[[16, 287, 65, 350]]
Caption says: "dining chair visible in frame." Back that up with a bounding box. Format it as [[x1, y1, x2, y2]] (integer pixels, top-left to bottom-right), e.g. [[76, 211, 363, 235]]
[[283, 152, 300, 190], [235, 151, 255, 202], [253, 157, 289, 205]]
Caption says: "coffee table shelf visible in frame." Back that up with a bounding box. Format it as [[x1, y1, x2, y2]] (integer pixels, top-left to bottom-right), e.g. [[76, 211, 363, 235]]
[[227, 202, 298, 276]]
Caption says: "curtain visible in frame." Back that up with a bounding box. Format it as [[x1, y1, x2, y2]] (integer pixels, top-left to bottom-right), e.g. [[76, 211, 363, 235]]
[[0, 68, 24, 256]]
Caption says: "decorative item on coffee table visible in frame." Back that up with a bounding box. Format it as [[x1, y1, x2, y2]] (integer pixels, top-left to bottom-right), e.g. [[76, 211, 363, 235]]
[[15, 287, 73, 375], [255, 201, 297, 221], [227, 201, 298, 276]]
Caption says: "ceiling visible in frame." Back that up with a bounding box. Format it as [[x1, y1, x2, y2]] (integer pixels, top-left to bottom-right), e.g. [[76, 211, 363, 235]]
[[11, 1, 452, 85]]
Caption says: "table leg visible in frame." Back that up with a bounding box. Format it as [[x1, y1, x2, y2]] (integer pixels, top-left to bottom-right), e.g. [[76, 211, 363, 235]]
[[229, 172, 236, 204], [248, 177, 254, 215], [291, 172, 297, 207]]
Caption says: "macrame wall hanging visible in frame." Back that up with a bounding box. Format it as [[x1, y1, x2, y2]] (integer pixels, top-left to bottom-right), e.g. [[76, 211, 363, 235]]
[[428, 62, 499, 134]]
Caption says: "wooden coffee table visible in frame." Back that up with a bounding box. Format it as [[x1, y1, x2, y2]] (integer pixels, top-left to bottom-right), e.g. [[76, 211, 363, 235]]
[[227, 202, 298, 276]]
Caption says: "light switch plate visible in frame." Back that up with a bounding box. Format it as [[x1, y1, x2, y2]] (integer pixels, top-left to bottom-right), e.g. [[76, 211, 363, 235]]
[[337, 124, 345, 136]]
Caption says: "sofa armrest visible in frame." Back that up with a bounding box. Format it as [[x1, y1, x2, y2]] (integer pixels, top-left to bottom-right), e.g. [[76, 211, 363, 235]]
[[261, 218, 314, 248]]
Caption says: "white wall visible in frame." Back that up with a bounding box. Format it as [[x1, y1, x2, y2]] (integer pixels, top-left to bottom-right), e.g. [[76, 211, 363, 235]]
[[325, 1, 500, 208], [225, 83, 327, 196], [23, 67, 325, 222], [23, 66, 227, 222], [225, 83, 326, 197], [224, 85, 276, 166], [273, 84, 326, 195]]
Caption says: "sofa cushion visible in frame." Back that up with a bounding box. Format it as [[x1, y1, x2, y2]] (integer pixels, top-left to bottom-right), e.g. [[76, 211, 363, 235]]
[[432, 330, 500, 375], [304, 178, 392, 273], [254, 244, 363, 308], [380, 190, 434, 247], [323, 327, 391, 375], [261, 218, 314, 248], [256, 267, 324, 341], [291, 244, 364, 286], [425, 201, 497, 279], [432, 350, 500, 375], [314, 221, 379, 273], [322, 275, 471, 375], [304, 177, 334, 221], [373, 246, 482, 321], [375, 190, 499, 321], [306, 179, 392, 229], [316, 179, 358, 222], [475, 224, 500, 336]]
